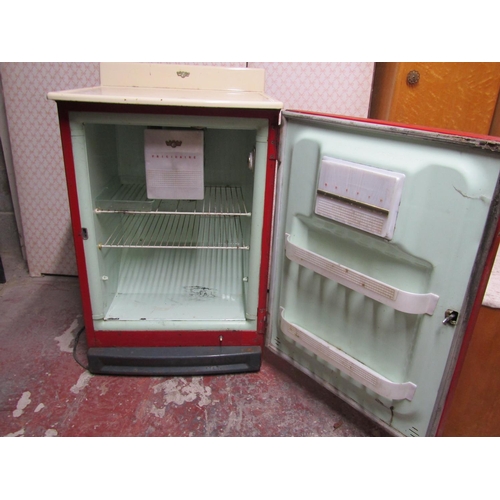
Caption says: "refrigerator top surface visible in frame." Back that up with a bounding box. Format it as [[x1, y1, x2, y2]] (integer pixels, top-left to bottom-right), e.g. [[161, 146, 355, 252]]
[[47, 62, 283, 110], [47, 85, 283, 109]]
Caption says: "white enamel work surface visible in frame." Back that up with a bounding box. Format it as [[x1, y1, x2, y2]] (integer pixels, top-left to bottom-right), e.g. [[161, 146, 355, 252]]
[[47, 85, 283, 109]]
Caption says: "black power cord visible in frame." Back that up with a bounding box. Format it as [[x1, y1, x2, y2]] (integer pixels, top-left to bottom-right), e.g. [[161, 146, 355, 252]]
[[72, 325, 89, 371]]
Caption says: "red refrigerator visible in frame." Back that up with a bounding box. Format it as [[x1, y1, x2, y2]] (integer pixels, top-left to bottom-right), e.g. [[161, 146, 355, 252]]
[[49, 63, 500, 437]]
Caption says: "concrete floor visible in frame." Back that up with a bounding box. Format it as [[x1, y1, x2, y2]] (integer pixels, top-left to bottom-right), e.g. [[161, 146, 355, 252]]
[[0, 249, 388, 437]]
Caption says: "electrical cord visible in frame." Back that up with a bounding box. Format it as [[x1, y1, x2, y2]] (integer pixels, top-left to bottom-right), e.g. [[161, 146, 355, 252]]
[[72, 325, 89, 371]]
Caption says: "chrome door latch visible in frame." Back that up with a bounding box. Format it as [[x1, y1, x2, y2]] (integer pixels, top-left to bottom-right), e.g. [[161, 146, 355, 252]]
[[443, 309, 459, 326]]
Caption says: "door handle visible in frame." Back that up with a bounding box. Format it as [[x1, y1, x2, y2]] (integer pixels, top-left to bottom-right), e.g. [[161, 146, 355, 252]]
[[442, 309, 459, 326]]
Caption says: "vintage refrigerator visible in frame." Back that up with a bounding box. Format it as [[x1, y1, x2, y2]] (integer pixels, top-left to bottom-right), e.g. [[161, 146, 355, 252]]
[[48, 63, 500, 437]]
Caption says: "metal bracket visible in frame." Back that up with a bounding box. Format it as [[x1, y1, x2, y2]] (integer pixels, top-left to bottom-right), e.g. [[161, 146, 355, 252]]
[[443, 309, 459, 326]]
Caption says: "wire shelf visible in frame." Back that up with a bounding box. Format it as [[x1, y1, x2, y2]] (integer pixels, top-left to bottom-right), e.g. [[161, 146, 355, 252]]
[[99, 213, 248, 250], [96, 185, 251, 216], [97, 185, 250, 250]]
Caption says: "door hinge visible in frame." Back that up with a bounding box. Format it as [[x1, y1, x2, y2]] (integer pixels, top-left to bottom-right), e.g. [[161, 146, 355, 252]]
[[81, 228, 88, 240]]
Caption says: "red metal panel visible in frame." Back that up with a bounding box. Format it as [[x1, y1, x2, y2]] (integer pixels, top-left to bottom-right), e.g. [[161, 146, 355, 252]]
[[60, 101, 281, 122], [289, 109, 500, 144], [57, 105, 97, 347], [92, 329, 261, 348], [257, 124, 280, 337]]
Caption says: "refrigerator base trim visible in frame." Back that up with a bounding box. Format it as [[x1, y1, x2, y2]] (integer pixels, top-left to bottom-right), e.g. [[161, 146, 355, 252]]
[[87, 346, 262, 376]]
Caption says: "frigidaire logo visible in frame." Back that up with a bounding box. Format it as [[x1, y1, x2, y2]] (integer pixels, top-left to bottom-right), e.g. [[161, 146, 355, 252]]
[[165, 140, 182, 148]]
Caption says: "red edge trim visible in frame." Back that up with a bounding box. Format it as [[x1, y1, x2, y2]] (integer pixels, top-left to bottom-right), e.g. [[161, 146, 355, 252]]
[[93, 330, 261, 348], [56, 101, 280, 349], [57, 105, 97, 347], [257, 123, 280, 336], [288, 109, 500, 143], [436, 216, 500, 436]]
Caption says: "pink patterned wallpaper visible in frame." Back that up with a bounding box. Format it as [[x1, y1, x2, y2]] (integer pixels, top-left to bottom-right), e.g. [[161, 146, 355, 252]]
[[0, 62, 374, 276], [0, 63, 100, 275], [252, 62, 374, 116]]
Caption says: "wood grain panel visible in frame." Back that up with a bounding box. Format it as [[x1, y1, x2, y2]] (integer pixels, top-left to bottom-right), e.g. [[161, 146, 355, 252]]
[[370, 63, 500, 134], [440, 306, 500, 436], [368, 63, 399, 121], [489, 90, 500, 137]]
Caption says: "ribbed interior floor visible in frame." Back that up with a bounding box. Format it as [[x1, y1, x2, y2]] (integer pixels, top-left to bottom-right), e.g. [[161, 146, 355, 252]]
[[104, 248, 248, 321]]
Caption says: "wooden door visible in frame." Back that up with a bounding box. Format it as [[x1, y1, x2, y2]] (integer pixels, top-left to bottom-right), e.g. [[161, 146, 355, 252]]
[[370, 62, 500, 135], [439, 306, 500, 436]]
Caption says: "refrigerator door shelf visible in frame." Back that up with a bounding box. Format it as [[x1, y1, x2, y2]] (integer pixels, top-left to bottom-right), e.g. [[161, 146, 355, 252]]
[[280, 308, 417, 402], [285, 234, 439, 316]]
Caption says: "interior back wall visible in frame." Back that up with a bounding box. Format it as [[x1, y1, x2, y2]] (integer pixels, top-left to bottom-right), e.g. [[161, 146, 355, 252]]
[[0, 62, 374, 276]]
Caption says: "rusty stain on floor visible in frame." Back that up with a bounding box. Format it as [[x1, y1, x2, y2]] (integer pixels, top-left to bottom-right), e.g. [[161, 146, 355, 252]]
[[0, 250, 388, 437]]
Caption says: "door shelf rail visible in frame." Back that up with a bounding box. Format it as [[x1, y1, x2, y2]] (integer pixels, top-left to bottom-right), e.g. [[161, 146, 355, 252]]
[[95, 184, 251, 216], [99, 213, 249, 250], [280, 308, 417, 401], [285, 234, 439, 315]]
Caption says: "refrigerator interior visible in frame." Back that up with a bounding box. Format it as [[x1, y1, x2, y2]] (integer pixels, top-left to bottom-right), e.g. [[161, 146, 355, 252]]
[[69, 111, 269, 332]]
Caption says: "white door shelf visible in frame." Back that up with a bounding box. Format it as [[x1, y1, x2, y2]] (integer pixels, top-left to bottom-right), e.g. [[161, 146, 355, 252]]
[[285, 234, 439, 315], [280, 308, 417, 401]]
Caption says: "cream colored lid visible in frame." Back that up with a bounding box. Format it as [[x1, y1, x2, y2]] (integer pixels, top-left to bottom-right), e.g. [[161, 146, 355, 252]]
[[47, 63, 283, 110]]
